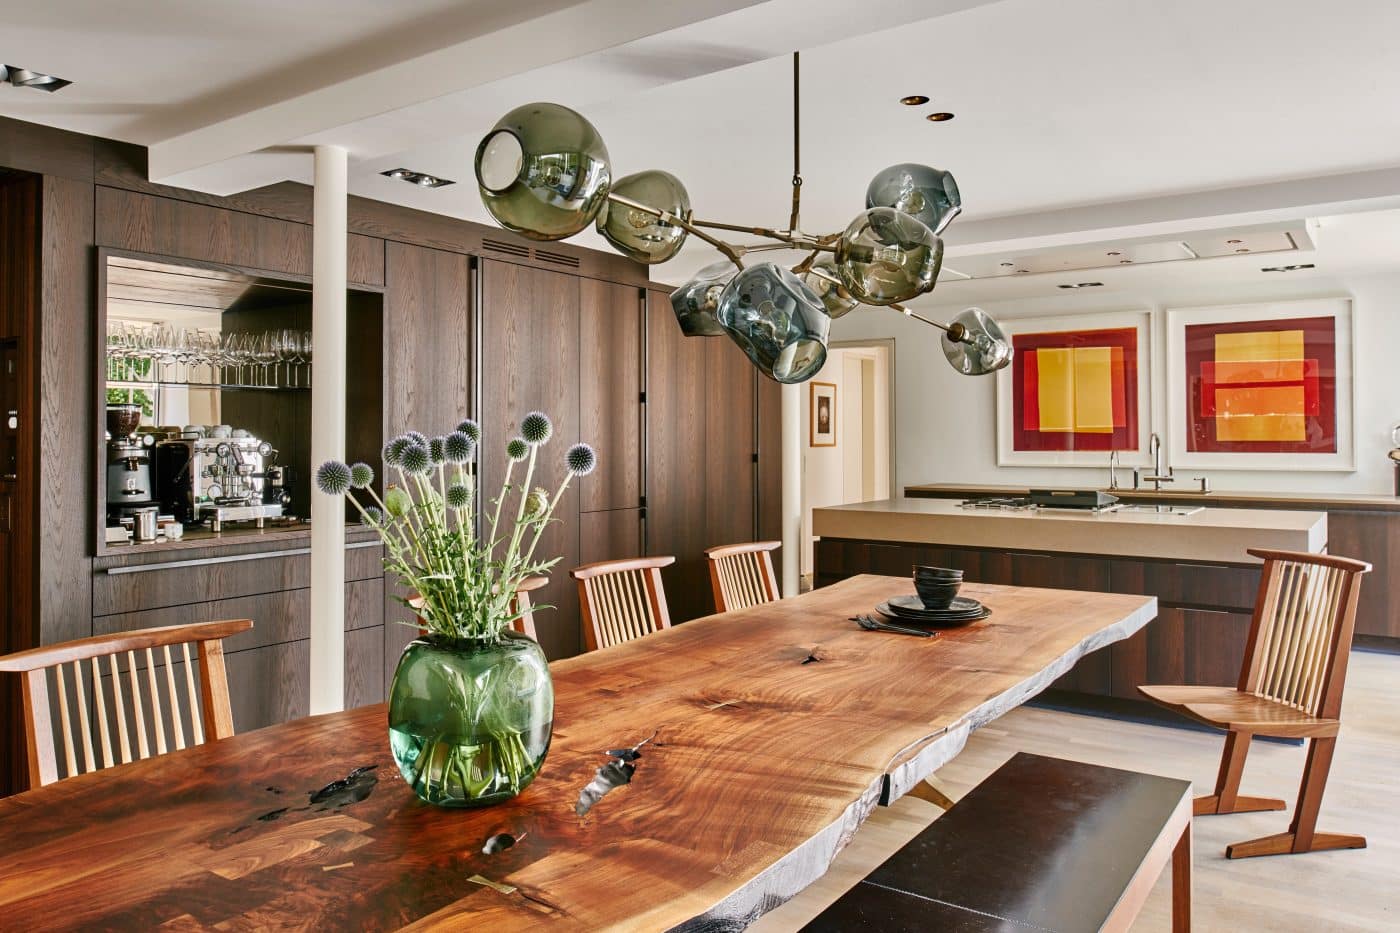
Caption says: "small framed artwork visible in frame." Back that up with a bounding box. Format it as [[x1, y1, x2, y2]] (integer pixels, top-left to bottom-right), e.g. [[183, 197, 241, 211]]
[[810, 381, 837, 447], [996, 310, 1153, 467], [1167, 298, 1354, 471]]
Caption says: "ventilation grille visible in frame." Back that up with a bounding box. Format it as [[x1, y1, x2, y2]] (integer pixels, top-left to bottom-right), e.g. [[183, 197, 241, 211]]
[[481, 238, 530, 259], [480, 237, 584, 269], [534, 249, 581, 269]]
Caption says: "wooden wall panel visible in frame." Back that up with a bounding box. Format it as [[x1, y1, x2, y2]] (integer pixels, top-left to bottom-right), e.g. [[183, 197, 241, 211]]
[[1329, 510, 1399, 638], [0, 116, 93, 183], [93, 186, 384, 286], [757, 370, 783, 546], [382, 242, 472, 682], [704, 338, 757, 555], [480, 259, 581, 660], [579, 279, 642, 513], [645, 292, 710, 624], [39, 175, 94, 648], [580, 508, 643, 567]]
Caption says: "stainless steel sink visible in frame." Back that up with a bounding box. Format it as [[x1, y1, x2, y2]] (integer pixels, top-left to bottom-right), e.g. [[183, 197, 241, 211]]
[[1114, 503, 1205, 517]]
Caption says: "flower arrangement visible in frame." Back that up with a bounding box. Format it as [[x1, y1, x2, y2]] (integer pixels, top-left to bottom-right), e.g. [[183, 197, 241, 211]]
[[315, 411, 597, 640]]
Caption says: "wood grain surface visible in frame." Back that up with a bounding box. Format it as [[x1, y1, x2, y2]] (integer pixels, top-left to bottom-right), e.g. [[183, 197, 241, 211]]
[[0, 576, 1154, 931]]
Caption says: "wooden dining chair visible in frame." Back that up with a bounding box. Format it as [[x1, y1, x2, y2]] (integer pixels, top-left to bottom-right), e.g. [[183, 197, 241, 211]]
[[1139, 548, 1371, 858], [408, 575, 548, 639], [0, 618, 253, 788], [705, 540, 781, 613], [571, 556, 676, 652]]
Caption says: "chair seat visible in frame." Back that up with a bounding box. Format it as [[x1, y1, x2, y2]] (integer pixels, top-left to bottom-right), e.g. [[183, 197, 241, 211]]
[[1138, 684, 1339, 738]]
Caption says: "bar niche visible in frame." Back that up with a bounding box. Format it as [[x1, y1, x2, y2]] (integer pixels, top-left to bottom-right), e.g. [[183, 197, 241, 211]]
[[99, 252, 384, 549]]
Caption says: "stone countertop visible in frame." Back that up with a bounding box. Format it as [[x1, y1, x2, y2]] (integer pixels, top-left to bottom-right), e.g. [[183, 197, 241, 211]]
[[813, 498, 1327, 565], [903, 482, 1400, 513]]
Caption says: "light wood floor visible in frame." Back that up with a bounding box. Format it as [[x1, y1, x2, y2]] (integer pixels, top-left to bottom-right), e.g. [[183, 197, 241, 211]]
[[754, 649, 1399, 932]]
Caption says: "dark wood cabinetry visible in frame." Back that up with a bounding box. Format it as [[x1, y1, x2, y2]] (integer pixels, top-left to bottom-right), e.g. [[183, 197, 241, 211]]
[[579, 279, 643, 514], [480, 260, 583, 659], [815, 537, 1263, 705], [1328, 510, 1400, 639]]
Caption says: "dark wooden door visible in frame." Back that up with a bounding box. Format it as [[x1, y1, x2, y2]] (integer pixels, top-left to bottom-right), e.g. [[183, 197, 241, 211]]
[[480, 259, 581, 660], [645, 291, 711, 623], [383, 242, 471, 682], [579, 279, 642, 514], [704, 337, 757, 561]]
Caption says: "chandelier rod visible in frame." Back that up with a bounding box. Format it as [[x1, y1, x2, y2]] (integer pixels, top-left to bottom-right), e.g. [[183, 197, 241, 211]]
[[606, 192, 746, 270], [789, 50, 803, 234]]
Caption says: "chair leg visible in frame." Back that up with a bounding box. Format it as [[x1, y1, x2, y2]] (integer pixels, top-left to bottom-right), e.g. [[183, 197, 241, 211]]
[[1225, 737, 1366, 859], [1194, 731, 1286, 816]]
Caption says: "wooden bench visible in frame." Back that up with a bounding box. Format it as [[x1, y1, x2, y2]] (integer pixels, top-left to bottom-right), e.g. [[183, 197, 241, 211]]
[[804, 753, 1192, 932]]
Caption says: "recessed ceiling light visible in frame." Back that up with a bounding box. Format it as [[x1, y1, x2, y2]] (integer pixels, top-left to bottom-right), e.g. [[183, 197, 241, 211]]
[[1057, 282, 1105, 289], [1226, 239, 1242, 244], [1106, 251, 1121, 256], [380, 167, 455, 188], [1261, 263, 1316, 272], [1016, 269, 1028, 274], [0, 64, 71, 93], [926, 112, 955, 122], [999, 262, 1014, 267], [900, 95, 930, 106], [1119, 259, 1132, 264], [1234, 247, 1250, 253]]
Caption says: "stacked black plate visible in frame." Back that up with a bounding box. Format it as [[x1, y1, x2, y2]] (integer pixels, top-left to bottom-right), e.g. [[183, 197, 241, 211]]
[[876, 594, 991, 627]]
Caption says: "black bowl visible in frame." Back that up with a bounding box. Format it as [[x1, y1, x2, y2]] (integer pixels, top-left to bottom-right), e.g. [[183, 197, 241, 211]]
[[914, 578, 961, 609], [913, 565, 962, 580]]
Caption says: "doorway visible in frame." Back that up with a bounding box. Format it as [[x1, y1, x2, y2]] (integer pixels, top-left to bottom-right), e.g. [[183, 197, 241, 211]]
[[800, 339, 895, 584]]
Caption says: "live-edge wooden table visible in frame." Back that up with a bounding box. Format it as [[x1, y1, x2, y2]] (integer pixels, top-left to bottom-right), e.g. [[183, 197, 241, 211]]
[[0, 575, 1156, 931]]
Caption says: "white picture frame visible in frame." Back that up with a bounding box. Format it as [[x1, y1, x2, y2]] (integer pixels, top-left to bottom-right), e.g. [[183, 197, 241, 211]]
[[996, 309, 1154, 468], [1165, 297, 1355, 472]]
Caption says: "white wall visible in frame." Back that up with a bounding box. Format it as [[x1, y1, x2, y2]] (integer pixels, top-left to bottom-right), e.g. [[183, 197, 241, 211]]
[[800, 344, 892, 572], [831, 271, 1400, 496]]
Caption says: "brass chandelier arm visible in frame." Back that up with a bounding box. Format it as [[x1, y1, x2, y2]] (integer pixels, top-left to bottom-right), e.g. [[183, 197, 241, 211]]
[[788, 50, 803, 234], [606, 193, 746, 271], [890, 303, 968, 342]]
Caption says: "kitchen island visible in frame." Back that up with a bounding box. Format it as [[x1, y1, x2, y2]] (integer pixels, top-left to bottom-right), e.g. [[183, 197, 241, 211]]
[[813, 498, 1327, 708]]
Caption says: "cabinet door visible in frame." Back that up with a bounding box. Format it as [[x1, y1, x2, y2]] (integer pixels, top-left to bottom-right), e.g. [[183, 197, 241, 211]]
[[383, 242, 471, 682], [705, 337, 757, 557], [1010, 552, 1114, 695], [1329, 510, 1399, 638], [645, 291, 709, 623], [480, 259, 581, 659], [581, 508, 643, 566], [1183, 608, 1251, 687], [579, 280, 642, 513]]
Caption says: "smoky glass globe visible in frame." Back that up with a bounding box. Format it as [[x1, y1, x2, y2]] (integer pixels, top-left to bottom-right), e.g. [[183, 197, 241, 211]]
[[715, 262, 830, 384], [475, 102, 612, 241], [835, 207, 943, 306], [597, 170, 690, 263], [865, 162, 962, 235]]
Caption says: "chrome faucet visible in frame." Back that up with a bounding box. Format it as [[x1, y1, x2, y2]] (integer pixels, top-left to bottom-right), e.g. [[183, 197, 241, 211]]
[[1108, 450, 1121, 490], [1142, 432, 1175, 491]]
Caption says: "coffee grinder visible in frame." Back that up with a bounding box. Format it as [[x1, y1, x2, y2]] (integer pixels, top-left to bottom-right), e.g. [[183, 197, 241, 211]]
[[106, 404, 156, 522]]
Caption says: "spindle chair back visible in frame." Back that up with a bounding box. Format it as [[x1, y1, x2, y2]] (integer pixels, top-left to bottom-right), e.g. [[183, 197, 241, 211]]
[[705, 540, 781, 613], [571, 556, 675, 651], [0, 619, 252, 787]]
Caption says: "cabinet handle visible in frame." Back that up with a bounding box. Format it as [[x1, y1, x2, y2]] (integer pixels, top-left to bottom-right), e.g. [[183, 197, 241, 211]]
[[106, 540, 380, 575]]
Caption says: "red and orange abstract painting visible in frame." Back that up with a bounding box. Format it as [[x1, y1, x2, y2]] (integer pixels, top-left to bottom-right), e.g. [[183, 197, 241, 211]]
[[1011, 326, 1139, 452], [1184, 315, 1337, 454]]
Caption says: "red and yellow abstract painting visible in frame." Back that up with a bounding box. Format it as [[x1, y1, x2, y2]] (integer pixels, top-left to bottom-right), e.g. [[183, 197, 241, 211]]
[[1184, 315, 1336, 453], [1011, 326, 1138, 452]]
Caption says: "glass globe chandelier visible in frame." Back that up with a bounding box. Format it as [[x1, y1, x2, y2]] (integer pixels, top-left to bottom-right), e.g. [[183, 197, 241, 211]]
[[474, 53, 1012, 384]]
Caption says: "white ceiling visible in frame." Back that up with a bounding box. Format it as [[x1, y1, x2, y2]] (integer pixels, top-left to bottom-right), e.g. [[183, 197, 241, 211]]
[[7, 0, 1400, 288]]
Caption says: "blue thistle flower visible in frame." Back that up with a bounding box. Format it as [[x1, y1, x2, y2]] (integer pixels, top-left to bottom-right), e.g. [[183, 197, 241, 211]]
[[456, 419, 481, 443], [400, 443, 431, 475], [445, 484, 471, 509], [405, 431, 428, 447], [428, 436, 446, 464], [361, 505, 384, 527], [506, 437, 529, 462], [520, 411, 553, 446], [385, 434, 412, 466], [566, 442, 597, 477], [349, 462, 375, 489], [443, 430, 474, 464], [315, 460, 352, 496]]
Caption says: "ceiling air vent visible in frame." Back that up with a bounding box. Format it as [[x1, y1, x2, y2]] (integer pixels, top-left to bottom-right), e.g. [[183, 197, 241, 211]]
[[534, 249, 581, 269], [481, 238, 530, 259]]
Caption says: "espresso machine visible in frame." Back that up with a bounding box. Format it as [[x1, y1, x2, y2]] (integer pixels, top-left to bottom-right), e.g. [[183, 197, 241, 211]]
[[106, 405, 157, 521], [156, 428, 285, 531]]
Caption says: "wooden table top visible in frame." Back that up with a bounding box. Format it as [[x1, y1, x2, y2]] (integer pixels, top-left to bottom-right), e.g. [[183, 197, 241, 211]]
[[0, 575, 1156, 931]]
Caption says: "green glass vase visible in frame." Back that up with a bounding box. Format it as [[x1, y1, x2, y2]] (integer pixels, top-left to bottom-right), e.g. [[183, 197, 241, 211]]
[[388, 632, 553, 807]]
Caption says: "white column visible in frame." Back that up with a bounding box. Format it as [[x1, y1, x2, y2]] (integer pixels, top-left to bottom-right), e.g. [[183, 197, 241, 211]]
[[310, 145, 347, 715], [780, 382, 801, 597]]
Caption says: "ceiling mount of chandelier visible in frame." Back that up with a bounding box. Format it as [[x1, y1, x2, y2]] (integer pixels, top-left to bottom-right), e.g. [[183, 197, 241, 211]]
[[472, 52, 1012, 384]]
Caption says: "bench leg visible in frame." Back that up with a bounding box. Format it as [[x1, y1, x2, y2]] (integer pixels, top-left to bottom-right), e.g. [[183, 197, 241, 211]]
[[1226, 737, 1366, 858], [1172, 822, 1191, 933], [1195, 732, 1285, 816], [907, 779, 957, 810]]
